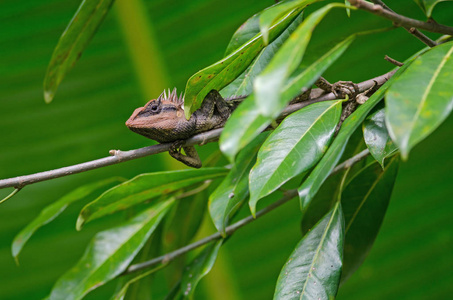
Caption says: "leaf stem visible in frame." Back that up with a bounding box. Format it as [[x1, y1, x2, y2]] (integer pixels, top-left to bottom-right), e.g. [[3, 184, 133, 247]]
[[0, 187, 22, 205]]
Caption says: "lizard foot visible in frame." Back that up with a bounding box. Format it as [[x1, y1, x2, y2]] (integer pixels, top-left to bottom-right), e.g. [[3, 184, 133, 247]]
[[169, 141, 202, 168], [331, 81, 359, 99]]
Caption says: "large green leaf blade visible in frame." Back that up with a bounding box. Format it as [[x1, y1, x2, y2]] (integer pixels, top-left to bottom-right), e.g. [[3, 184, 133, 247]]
[[259, 0, 320, 44], [221, 12, 304, 97], [209, 134, 267, 234], [249, 100, 342, 216], [11, 177, 124, 262], [386, 41, 453, 160], [274, 201, 344, 300], [363, 107, 398, 167], [43, 0, 115, 103], [77, 168, 227, 229], [297, 56, 416, 213], [180, 240, 223, 299], [341, 157, 399, 283], [254, 3, 346, 117], [183, 9, 301, 118], [219, 34, 354, 162], [219, 95, 273, 162], [49, 199, 174, 300]]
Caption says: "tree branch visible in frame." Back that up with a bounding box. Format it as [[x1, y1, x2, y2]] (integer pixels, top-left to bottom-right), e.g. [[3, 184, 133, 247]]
[[350, 0, 453, 36], [124, 145, 372, 275], [124, 189, 298, 275], [370, 0, 437, 47], [0, 70, 395, 190]]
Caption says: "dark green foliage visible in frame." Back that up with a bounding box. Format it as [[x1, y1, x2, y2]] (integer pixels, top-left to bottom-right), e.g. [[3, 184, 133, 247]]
[[2, 0, 453, 299]]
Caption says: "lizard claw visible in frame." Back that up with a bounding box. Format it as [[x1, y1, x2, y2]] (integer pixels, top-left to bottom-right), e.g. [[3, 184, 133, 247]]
[[331, 81, 359, 99]]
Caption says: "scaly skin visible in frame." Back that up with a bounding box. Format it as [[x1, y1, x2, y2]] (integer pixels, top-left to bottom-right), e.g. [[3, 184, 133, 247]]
[[126, 88, 242, 168]]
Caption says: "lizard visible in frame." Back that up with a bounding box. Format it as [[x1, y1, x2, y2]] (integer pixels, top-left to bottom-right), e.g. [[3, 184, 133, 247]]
[[125, 88, 244, 168], [125, 79, 361, 168]]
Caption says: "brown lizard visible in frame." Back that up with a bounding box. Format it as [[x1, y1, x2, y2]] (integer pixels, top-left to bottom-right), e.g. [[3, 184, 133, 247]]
[[125, 80, 360, 168], [125, 88, 244, 168]]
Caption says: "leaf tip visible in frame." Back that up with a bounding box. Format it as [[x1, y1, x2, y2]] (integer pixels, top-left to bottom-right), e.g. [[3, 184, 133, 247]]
[[75, 215, 86, 231], [44, 90, 54, 104]]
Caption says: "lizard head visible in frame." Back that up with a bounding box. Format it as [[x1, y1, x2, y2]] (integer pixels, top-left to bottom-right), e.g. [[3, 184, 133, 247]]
[[126, 88, 191, 143]]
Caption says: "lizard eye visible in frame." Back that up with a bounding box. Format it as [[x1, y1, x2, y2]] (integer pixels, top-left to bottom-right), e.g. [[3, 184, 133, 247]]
[[150, 104, 159, 112]]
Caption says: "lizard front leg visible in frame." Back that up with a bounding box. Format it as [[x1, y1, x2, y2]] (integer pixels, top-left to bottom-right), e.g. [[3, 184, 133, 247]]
[[202, 90, 233, 120], [169, 142, 202, 168]]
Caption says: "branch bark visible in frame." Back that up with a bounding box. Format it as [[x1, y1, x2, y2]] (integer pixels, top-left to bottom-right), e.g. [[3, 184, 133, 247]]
[[123, 146, 372, 275], [370, 0, 437, 47], [0, 70, 394, 190], [350, 0, 453, 36]]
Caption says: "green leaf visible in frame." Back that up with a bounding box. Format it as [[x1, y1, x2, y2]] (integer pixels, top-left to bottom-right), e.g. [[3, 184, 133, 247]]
[[414, 0, 452, 17], [43, 0, 115, 103], [341, 157, 399, 283], [110, 265, 164, 300], [386, 41, 453, 160], [183, 8, 301, 118], [221, 12, 305, 97], [219, 95, 273, 162], [363, 107, 398, 168], [249, 100, 343, 216], [220, 34, 355, 162], [259, 0, 320, 45], [300, 129, 367, 234], [11, 177, 124, 262], [297, 58, 414, 213], [180, 240, 223, 299], [49, 199, 174, 300], [209, 134, 267, 234], [274, 201, 344, 299], [77, 168, 227, 229], [254, 3, 348, 118]]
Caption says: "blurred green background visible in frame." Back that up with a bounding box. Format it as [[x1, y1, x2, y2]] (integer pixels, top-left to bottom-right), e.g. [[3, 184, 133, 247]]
[[0, 0, 452, 299]]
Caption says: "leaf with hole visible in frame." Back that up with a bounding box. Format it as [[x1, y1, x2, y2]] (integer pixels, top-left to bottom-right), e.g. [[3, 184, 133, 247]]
[[43, 0, 115, 103], [386, 41, 453, 160], [48, 199, 173, 300], [274, 201, 344, 299], [249, 100, 342, 216], [77, 168, 227, 229]]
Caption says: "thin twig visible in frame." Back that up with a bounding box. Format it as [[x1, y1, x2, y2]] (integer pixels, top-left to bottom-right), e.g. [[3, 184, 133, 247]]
[[124, 146, 371, 275], [0, 70, 395, 190], [350, 0, 453, 36], [370, 0, 437, 47], [384, 55, 404, 66], [124, 189, 298, 275]]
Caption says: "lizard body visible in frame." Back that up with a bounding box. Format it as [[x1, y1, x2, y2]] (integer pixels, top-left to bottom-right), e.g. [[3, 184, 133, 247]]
[[126, 89, 243, 168]]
